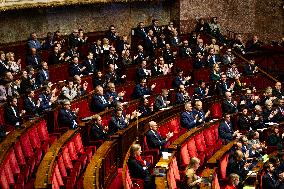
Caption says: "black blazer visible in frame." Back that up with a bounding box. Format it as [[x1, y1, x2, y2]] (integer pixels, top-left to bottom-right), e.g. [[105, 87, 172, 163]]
[[90, 123, 108, 141], [222, 100, 238, 114], [24, 97, 40, 115], [146, 129, 167, 150], [58, 108, 77, 129], [262, 173, 281, 189], [36, 69, 49, 86], [127, 157, 150, 179], [4, 105, 21, 126], [26, 54, 41, 68], [90, 95, 110, 113]]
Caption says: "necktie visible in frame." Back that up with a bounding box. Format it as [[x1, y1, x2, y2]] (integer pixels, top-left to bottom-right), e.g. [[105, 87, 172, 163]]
[[100, 96, 107, 104], [34, 57, 38, 65], [12, 106, 18, 117]]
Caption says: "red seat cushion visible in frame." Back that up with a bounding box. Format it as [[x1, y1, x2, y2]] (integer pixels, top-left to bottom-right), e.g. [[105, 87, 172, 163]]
[[194, 132, 206, 152], [187, 138, 198, 158], [180, 143, 190, 165]]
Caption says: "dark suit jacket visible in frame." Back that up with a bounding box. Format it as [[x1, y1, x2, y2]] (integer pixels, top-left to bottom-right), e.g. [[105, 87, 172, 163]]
[[151, 65, 163, 77], [134, 52, 145, 65], [108, 115, 128, 135], [58, 108, 77, 129], [69, 63, 82, 77], [131, 84, 151, 99], [226, 158, 247, 181], [176, 92, 190, 104], [138, 105, 152, 117], [146, 129, 167, 150], [180, 111, 196, 129], [82, 59, 96, 75], [4, 105, 21, 126], [136, 68, 148, 81], [222, 100, 238, 114], [218, 121, 234, 143], [237, 115, 251, 131], [262, 173, 281, 189], [36, 69, 49, 86], [172, 76, 184, 89], [163, 49, 174, 63], [193, 58, 206, 69], [194, 87, 206, 100], [91, 94, 110, 113], [207, 54, 220, 68], [105, 71, 120, 85], [180, 46, 192, 58], [0, 61, 8, 76], [170, 37, 181, 47], [154, 95, 168, 111], [244, 64, 257, 76], [106, 31, 118, 41], [48, 53, 61, 65], [128, 157, 150, 179], [24, 97, 40, 115], [135, 28, 147, 40], [38, 93, 52, 111], [26, 54, 41, 68], [217, 81, 231, 95], [273, 89, 283, 99], [90, 123, 108, 140], [192, 109, 207, 125]]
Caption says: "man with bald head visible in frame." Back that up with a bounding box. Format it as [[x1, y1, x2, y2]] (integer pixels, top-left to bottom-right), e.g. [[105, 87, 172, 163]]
[[222, 92, 238, 114], [181, 102, 198, 129], [273, 82, 283, 99], [146, 121, 173, 150], [192, 100, 210, 125]]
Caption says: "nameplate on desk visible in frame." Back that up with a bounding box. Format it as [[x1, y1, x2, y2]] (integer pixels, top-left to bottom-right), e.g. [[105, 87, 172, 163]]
[[81, 116, 93, 121]]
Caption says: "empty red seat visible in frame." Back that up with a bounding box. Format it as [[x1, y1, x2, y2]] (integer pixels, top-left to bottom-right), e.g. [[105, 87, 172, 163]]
[[219, 153, 230, 180], [187, 138, 198, 158], [211, 103, 222, 119], [180, 143, 190, 166]]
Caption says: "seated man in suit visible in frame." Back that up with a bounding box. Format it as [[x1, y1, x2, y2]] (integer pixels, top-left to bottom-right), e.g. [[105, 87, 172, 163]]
[[90, 115, 109, 141], [4, 96, 25, 129], [127, 144, 154, 188], [154, 89, 170, 111], [82, 52, 97, 75], [262, 162, 283, 189], [216, 74, 235, 96], [27, 32, 42, 50], [135, 22, 147, 40], [38, 86, 58, 112], [176, 84, 191, 105], [222, 92, 238, 114], [226, 150, 250, 184], [179, 40, 193, 58], [172, 68, 191, 89], [26, 48, 41, 69], [24, 89, 41, 116], [146, 121, 173, 150], [180, 102, 198, 129], [58, 100, 79, 129], [131, 79, 156, 99], [106, 25, 119, 42], [133, 45, 147, 65], [138, 97, 154, 117], [136, 60, 151, 82], [48, 45, 65, 65], [192, 100, 210, 126], [273, 82, 283, 99], [91, 85, 113, 113], [105, 82, 125, 105], [36, 61, 50, 87], [108, 108, 130, 135], [219, 114, 241, 144], [206, 48, 220, 68], [105, 63, 125, 85], [244, 60, 258, 76], [193, 80, 209, 100], [69, 56, 86, 77], [193, 51, 206, 69]]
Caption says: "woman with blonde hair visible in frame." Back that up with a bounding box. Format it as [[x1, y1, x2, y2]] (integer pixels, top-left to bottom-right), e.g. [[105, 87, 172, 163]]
[[6, 52, 21, 74], [225, 173, 240, 189], [182, 157, 203, 189], [127, 144, 154, 188]]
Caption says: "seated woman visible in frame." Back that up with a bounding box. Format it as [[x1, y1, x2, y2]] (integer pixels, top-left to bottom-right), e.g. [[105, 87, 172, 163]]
[[225, 173, 240, 189], [6, 52, 21, 74], [182, 157, 203, 189], [210, 63, 221, 82], [267, 125, 283, 149], [127, 144, 154, 188]]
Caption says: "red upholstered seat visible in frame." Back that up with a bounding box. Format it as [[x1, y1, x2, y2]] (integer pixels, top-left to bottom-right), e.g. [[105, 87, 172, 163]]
[[143, 136, 159, 164], [203, 128, 215, 146], [180, 143, 190, 165], [211, 103, 222, 119], [219, 153, 230, 180], [58, 155, 68, 178], [0, 168, 9, 189], [213, 172, 220, 189], [187, 138, 198, 158], [158, 125, 170, 138], [168, 118, 180, 134], [194, 132, 206, 152], [54, 164, 64, 187], [62, 147, 73, 170]]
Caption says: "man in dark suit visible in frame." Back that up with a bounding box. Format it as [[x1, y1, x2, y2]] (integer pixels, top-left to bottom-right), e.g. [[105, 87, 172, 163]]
[[273, 82, 283, 99], [38, 86, 57, 112], [180, 102, 198, 129], [154, 89, 170, 111], [180, 40, 193, 58], [192, 100, 210, 126], [58, 100, 78, 129], [216, 74, 235, 96], [226, 150, 250, 182], [90, 85, 112, 113], [163, 44, 175, 64], [108, 108, 130, 135], [170, 30, 181, 47], [133, 45, 147, 65], [135, 22, 147, 40], [176, 84, 191, 105], [138, 97, 153, 117], [27, 32, 42, 50], [0, 51, 8, 76], [244, 60, 258, 76], [117, 35, 130, 55], [151, 59, 163, 77], [48, 46, 65, 65], [193, 80, 209, 100], [36, 62, 49, 87], [136, 60, 151, 82], [146, 121, 173, 150], [68, 30, 80, 47], [89, 39, 102, 65], [193, 51, 206, 69], [26, 48, 41, 68], [82, 52, 97, 75], [105, 63, 125, 85], [131, 79, 155, 99], [104, 47, 119, 66], [4, 97, 25, 128], [90, 115, 109, 141], [69, 56, 86, 77], [106, 25, 119, 42], [262, 162, 282, 189], [219, 114, 241, 144], [24, 89, 41, 116], [148, 19, 161, 37], [172, 69, 191, 89], [206, 48, 220, 68], [105, 82, 125, 105], [222, 92, 238, 114]]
